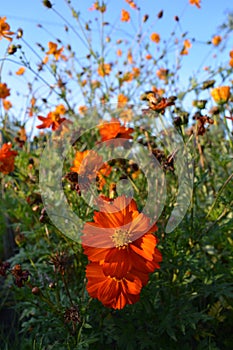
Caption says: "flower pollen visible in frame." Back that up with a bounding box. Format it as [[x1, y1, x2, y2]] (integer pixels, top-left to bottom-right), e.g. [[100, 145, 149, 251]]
[[111, 229, 132, 248]]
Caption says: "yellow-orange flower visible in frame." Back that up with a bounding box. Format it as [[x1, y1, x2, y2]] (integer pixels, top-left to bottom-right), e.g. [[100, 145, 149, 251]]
[[97, 63, 112, 77], [70, 150, 111, 190], [210, 86, 231, 104], [189, 0, 201, 9], [82, 195, 162, 309], [150, 33, 160, 44], [121, 9, 130, 22], [180, 39, 192, 55], [0, 83, 10, 99], [54, 104, 66, 115], [117, 94, 128, 108], [116, 49, 122, 57], [0, 17, 14, 41], [156, 68, 169, 81], [229, 50, 233, 68], [46, 41, 64, 60], [212, 35, 222, 46], [127, 50, 133, 64], [125, 0, 138, 10], [0, 143, 18, 174], [2, 99, 12, 110], [78, 105, 88, 115], [16, 67, 25, 75]]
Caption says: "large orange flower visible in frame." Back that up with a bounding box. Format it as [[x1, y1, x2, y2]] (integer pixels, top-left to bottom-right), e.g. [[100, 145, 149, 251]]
[[0, 17, 14, 41], [0, 143, 18, 174], [82, 196, 162, 309], [98, 118, 133, 142], [0, 83, 10, 99]]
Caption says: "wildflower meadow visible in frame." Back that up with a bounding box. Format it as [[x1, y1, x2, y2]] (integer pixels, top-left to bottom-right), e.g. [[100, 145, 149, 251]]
[[0, 0, 233, 349]]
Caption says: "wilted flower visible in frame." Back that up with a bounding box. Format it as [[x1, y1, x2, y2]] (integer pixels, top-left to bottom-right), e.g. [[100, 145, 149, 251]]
[[11, 264, 30, 287], [0, 83, 10, 99]]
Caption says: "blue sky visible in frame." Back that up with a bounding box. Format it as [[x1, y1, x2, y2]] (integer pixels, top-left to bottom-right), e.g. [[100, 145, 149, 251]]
[[0, 0, 232, 129]]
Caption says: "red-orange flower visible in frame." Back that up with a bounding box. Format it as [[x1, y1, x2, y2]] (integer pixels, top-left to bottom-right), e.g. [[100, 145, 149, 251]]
[[121, 9, 130, 22], [0, 143, 18, 174], [82, 195, 162, 309], [37, 111, 67, 131], [0, 17, 14, 41], [0, 83, 10, 99], [99, 118, 133, 142], [189, 0, 201, 9]]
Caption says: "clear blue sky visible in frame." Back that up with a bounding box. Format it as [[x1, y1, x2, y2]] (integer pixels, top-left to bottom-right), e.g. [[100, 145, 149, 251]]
[[0, 0, 232, 128]]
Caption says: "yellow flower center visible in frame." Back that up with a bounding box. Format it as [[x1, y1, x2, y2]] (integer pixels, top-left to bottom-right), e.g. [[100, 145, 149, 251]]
[[111, 229, 132, 248]]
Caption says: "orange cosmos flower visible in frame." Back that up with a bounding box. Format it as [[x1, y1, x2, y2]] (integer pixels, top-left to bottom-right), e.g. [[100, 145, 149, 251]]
[[116, 49, 122, 57], [82, 195, 162, 309], [150, 33, 160, 44], [125, 0, 138, 10], [0, 83, 10, 99], [180, 39, 192, 55], [54, 104, 66, 115], [229, 50, 233, 68], [99, 118, 133, 142], [121, 9, 130, 22], [97, 63, 112, 77], [71, 150, 111, 190], [46, 41, 64, 60], [37, 111, 67, 131], [210, 86, 231, 104], [145, 54, 152, 60], [156, 68, 169, 81], [0, 143, 18, 174], [189, 0, 201, 9], [127, 50, 133, 64], [0, 17, 14, 41], [2, 99, 12, 111], [78, 105, 88, 115], [212, 35, 222, 46], [117, 94, 128, 108], [16, 67, 25, 75]]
